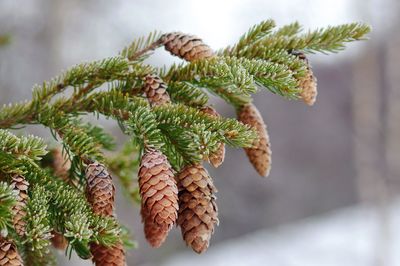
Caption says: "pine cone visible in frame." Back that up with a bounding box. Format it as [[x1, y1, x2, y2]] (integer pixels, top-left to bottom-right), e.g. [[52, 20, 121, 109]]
[[0, 237, 24, 266], [200, 106, 225, 168], [177, 164, 218, 254], [51, 231, 68, 250], [138, 149, 178, 247], [160, 32, 214, 62], [52, 147, 71, 182], [291, 51, 318, 106], [238, 104, 271, 177], [91, 242, 126, 266], [10, 175, 28, 237], [85, 162, 115, 217], [143, 74, 170, 107]]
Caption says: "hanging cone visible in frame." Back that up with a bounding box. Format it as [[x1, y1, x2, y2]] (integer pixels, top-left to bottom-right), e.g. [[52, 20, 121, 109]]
[[90, 242, 126, 266], [85, 163, 126, 265], [200, 106, 225, 168], [10, 175, 28, 237], [177, 164, 218, 254], [143, 74, 171, 107], [85, 162, 115, 217], [160, 32, 214, 62], [0, 237, 24, 266], [237, 103, 271, 177], [291, 50, 318, 106], [51, 231, 68, 250], [52, 147, 71, 182], [138, 148, 178, 247]]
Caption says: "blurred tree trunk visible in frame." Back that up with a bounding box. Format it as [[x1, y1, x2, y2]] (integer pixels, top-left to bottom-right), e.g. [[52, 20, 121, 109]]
[[352, 45, 391, 266]]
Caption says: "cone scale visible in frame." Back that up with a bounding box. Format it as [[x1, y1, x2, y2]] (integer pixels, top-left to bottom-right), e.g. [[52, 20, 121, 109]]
[[0, 237, 24, 266], [143, 74, 171, 107]]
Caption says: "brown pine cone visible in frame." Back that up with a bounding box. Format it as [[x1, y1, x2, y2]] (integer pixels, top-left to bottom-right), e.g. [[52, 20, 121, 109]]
[[177, 164, 218, 254], [52, 147, 71, 182], [237, 104, 271, 177], [138, 148, 178, 247], [143, 74, 170, 107], [291, 51, 318, 106], [91, 242, 126, 266], [85, 162, 115, 217], [10, 175, 29, 237], [200, 106, 225, 168], [0, 237, 24, 266], [160, 32, 214, 62], [51, 231, 68, 250]]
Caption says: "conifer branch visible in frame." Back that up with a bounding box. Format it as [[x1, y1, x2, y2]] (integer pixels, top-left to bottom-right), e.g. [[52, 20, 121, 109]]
[[274, 21, 303, 37], [238, 22, 371, 56], [0, 20, 370, 265], [24, 185, 52, 254], [121, 31, 164, 61], [224, 19, 276, 55], [0, 182, 16, 232]]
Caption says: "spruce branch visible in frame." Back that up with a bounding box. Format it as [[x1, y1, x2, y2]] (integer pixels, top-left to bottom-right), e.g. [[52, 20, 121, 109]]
[[0, 19, 370, 264], [0, 130, 47, 161], [224, 19, 276, 55], [223, 56, 300, 98], [121, 31, 164, 61], [0, 182, 16, 233], [167, 81, 209, 107], [23, 185, 52, 254], [153, 103, 257, 148], [163, 57, 257, 95], [241, 22, 371, 55], [273, 21, 303, 37], [0, 146, 121, 253]]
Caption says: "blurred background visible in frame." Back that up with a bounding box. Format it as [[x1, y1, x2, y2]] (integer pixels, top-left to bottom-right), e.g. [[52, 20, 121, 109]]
[[1, 0, 399, 265]]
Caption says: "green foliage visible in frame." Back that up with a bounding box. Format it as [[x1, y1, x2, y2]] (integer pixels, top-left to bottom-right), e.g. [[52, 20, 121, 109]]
[[224, 19, 276, 55], [235, 22, 371, 57], [0, 130, 47, 162], [24, 186, 52, 254], [273, 21, 302, 37], [0, 19, 369, 264], [167, 82, 209, 107], [164, 57, 258, 96], [63, 57, 130, 86], [120, 30, 163, 61], [0, 182, 16, 233]]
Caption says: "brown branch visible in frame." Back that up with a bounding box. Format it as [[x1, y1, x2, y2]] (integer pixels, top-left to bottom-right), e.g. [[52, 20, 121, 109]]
[[127, 39, 164, 61]]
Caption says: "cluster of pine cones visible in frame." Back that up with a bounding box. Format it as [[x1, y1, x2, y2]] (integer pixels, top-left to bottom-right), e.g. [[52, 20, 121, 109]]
[[0, 32, 317, 266], [136, 32, 317, 254]]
